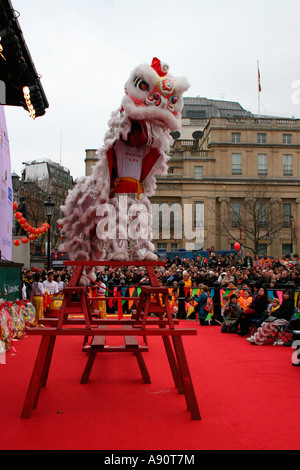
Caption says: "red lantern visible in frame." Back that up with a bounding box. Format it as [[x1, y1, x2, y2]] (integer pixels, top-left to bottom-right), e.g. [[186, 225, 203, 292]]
[[21, 237, 29, 245], [13, 202, 18, 211], [27, 226, 33, 233], [14, 239, 21, 247], [45, 223, 50, 230], [19, 217, 26, 225], [29, 234, 36, 241], [234, 242, 241, 251], [15, 212, 22, 220]]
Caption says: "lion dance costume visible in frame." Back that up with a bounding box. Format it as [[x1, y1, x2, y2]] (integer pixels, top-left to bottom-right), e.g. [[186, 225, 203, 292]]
[[58, 58, 190, 265]]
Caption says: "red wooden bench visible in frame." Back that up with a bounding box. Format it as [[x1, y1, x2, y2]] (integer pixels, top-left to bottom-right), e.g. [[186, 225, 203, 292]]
[[21, 260, 200, 421]]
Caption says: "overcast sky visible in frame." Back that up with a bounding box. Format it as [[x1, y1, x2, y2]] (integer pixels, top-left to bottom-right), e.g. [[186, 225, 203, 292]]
[[4, 0, 300, 180]]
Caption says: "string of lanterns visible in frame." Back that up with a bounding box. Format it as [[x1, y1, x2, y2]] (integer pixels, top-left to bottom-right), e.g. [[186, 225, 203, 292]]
[[13, 201, 50, 247]]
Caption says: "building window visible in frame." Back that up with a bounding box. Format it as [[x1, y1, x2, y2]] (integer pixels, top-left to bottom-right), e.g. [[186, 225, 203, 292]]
[[257, 154, 267, 175], [257, 133, 267, 144], [283, 134, 292, 144], [193, 202, 204, 228], [171, 243, 178, 252], [282, 244, 292, 257], [232, 153, 242, 175], [283, 154, 293, 176], [187, 110, 206, 119], [168, 167, 174, 174], [157, 243, 168, 251], [282, 203, 292, 228], [232, 132, 241, 143], [257, 244, 268, 255], [194, 166, 203, 179], [231, 202, 241, 228], [257, 202, 267, 228]]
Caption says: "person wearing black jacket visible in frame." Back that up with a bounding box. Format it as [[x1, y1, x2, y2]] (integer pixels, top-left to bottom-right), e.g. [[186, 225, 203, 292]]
[[247, 290, 295, 345], [243, 252, 253, 269], [236, 286, 269, 336]]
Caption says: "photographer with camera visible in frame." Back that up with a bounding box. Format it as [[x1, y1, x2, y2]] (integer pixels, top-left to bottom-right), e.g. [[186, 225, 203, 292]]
[[221, 293, 241, 333]]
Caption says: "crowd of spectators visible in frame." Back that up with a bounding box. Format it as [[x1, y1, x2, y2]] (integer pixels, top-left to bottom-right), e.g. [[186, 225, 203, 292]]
[[20, 247, 300, 365], [22, 247, 300, 299]]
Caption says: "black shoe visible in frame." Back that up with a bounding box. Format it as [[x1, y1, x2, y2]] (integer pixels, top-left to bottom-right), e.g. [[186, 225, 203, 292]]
[[284, 340, 293, 347]]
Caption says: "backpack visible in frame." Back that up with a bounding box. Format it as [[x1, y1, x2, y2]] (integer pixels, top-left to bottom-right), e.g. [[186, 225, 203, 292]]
[[204, 296, 213, 313]]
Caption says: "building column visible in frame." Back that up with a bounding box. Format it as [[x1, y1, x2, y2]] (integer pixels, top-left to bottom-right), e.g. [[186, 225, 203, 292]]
[[217, 197, 230, 250], [295, 199, 300, 256], [270, 197, 282, 257]]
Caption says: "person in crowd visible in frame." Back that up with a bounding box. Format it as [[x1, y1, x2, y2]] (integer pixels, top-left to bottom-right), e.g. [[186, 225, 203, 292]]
[[24, 269, 34, 299], [208, 245, 217, 258], [31, 272, 45, 325], [43, 271, 58, 295], [272, 257, 283, 268], [236, 286, 269, 336], [243, 289, 253, 308], [253, 254, 262, 269], [193, 284, 209, 325], [55, 274, 65, 293], [234, 249, 243, 266], [182, 270, 192, 298], [277, 270, 291, 286], [234, 289, 245, 310], [246, 291, 295, 345], [261, 253, 272, 268], [243, 252, 253, 269], [221, 293, 241, 333]]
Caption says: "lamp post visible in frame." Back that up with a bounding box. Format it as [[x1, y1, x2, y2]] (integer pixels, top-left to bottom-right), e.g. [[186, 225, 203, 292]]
[[44, 195, 56, 271]]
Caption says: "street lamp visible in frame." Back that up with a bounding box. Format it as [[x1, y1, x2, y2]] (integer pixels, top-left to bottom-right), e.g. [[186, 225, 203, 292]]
[[44, 194, 56, 271]]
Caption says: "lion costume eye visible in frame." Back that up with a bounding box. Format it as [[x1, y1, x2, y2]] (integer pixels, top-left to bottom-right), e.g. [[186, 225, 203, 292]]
[[138, 80, 149, 91], [133, 76, 149, 91]]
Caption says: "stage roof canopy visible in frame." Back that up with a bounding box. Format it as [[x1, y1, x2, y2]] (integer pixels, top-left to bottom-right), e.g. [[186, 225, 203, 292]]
[[0, 0, 49, 118]]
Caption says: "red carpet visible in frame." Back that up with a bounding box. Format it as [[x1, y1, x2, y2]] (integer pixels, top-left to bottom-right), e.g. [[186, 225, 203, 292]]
[[1, 320, 300, 450]]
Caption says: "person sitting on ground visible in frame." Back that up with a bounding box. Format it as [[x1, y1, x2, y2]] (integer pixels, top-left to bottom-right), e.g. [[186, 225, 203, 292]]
[[234, 289, 245, 310], [243, 289, 253, 308], [236, 286, 269, 336], [221, 294, 241, 333], [247, 291, 295, 345]]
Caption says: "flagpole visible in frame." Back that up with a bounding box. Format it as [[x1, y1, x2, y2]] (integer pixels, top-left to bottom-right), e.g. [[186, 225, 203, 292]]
[[257, 60, 261, 117]]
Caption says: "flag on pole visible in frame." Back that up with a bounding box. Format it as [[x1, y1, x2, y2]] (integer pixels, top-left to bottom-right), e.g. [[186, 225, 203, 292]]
[[257, 61, 262, 93]]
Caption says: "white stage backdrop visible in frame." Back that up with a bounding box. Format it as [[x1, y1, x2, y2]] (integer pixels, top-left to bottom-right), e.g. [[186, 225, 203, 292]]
[[0, 106, 13, 261]]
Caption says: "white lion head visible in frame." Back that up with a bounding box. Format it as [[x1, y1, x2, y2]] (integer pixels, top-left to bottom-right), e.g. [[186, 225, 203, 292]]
[[121, 58, 190, 131]]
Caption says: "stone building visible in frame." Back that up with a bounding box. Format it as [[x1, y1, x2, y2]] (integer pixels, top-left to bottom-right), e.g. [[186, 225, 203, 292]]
[[153, 98, 300, 257], [84, 97, 300, 257]]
